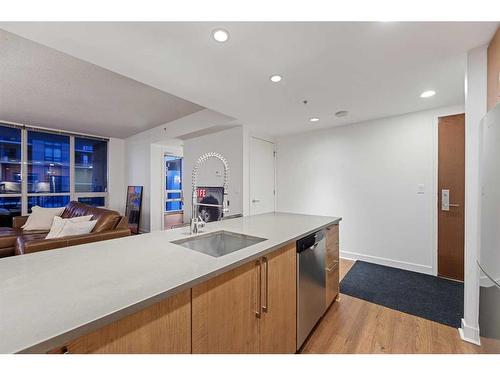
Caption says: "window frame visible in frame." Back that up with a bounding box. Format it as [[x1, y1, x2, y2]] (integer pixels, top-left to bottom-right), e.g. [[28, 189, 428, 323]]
[[164, 155, 183, 213], [74, 136, 108, 194], [0, 121, 109, 215], [0, 123, 22, 199]]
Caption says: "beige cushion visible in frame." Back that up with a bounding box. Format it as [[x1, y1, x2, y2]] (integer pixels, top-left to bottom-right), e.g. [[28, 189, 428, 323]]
[[55, 220, 98, 238], [22, 206, 65, 231], [45, 215, 94, 239]]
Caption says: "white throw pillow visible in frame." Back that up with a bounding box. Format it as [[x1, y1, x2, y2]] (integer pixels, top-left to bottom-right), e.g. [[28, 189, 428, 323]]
[[55, 220, 98, 238], [22, 206, 65, 231], [46, 215, 94, 239]]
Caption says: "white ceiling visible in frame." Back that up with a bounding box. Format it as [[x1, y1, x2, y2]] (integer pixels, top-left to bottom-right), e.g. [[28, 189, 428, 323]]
[[0, 28, 203, 138], [1, 22, 498, 137]]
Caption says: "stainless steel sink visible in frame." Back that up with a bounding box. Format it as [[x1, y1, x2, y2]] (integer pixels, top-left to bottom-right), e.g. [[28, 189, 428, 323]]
[[172, 230, 267, 258]]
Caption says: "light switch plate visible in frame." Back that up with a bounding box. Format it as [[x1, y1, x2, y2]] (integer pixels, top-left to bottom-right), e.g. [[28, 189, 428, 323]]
[[417, 184, 425, 194]]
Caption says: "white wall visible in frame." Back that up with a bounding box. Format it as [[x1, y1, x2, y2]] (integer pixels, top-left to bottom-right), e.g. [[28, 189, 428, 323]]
[[125, 133, 183, 232], [132, 109, 235, 144], [460, 45, 488, 345], [124, 109, 236, 232], [107, 137, 126, 214], [149, 143, 165, 232], [276, 105, 464, 274], [123, 107, 279, 231], [124, 136, 150, 231], [183, 126, 244, 221]]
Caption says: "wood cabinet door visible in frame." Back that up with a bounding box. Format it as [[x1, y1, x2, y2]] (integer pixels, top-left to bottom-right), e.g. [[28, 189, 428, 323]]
[[259, 243, 297, 353], [326, 225, 339, 266], [326, 262, 340, 307], [56, 289, 191, 354], [192, 260, 260, 353], [326, 225, 340, 307]]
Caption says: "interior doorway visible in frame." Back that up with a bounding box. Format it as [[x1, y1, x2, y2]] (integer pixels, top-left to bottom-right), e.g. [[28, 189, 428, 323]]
[[249, 136, 276, 215], [164, 155, 184, 230], [437, 113, 465, 281]]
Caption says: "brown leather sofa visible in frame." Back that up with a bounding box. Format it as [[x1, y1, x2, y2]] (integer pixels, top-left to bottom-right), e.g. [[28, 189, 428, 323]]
[[0, 201, 130, 258]]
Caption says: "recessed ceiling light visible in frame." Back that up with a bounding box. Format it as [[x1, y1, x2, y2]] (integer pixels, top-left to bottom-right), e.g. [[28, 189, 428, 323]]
[[212, 29, 229, 43], [270, 74, 282, 83], [420, 90, 436, 98], [335, 110, 349, 118], [309, 117, 320, 123]]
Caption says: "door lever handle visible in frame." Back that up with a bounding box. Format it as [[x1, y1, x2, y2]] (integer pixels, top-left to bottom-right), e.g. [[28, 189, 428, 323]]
[[441, 189, 460, 211]]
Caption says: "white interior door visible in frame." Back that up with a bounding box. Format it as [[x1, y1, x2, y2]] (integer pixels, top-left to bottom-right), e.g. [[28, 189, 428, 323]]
[[250, 137, 275, 215]]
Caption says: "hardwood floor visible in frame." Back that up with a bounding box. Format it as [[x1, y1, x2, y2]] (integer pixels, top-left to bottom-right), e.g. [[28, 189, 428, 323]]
[[300, 259, 484, 354]]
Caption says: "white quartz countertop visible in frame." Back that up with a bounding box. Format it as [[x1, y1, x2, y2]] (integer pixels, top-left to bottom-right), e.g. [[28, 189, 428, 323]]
[[0, 212, 341, 353]]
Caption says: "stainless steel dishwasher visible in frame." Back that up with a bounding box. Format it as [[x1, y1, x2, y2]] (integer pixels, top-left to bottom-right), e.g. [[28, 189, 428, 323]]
[[296, 229, 326, 350]]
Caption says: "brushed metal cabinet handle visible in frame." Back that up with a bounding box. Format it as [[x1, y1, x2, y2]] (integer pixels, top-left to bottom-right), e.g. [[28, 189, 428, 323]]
[[262, 256, 269, 313], [255, 260, 262, 319], [326, 261, 339, 272]]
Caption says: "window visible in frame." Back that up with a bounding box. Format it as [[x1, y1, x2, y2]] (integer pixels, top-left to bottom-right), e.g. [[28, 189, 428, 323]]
[[74, 137, 108, 206], [77, 196, 105, 207], [28, 196, 70, 212], [75, 137, 107, 192], [27, 130, 71, 213], [27, 130, 70, 193], [0, 123, 108, 216], [165, 156, 183, 212], [0, 124, 22, 194], [0, 124, 22, 225], [0, 197, 21, 227]]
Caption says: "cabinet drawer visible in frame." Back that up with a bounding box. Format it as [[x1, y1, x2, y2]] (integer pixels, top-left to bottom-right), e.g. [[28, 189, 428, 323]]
[[325, 261, 340, 308]]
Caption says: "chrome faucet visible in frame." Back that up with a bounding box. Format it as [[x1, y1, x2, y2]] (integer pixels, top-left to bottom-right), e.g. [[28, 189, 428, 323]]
[[190, 152, 229, 234]]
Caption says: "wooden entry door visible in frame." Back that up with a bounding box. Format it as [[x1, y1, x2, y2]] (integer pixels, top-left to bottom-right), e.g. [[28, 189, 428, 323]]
[[438, 114, 465, 281]]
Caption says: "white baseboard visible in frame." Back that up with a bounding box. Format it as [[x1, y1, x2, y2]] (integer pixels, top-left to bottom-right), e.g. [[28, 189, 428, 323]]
[[340, 250, 433, 275], [459, 318, 481, 346]]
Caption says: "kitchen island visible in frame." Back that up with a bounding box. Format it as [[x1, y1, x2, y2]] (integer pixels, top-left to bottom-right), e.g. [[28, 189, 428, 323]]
[[0, 212, 341, 354]]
